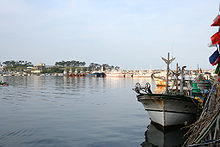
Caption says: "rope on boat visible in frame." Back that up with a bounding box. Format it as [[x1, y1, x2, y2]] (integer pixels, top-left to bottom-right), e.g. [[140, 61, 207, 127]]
[[193, 110, 220, 144], [195, 82, 218, 121], [189, 139, 220, 147], [203, 82, 217, 110], [184, 81, 220, 146]]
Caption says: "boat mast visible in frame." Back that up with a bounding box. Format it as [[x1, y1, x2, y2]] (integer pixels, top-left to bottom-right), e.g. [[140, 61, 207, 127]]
[[162, 52, 175, 94]]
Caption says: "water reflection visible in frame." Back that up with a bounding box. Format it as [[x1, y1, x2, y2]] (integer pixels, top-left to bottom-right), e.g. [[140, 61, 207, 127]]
[[141, 123, 186, 147]]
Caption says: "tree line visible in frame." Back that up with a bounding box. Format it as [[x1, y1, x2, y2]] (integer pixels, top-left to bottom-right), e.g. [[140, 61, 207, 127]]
[[54, 60, 120, 71], [55, 60, 86, 67], [2, 60, 33, 67], [88, 63, 120, 71], [1, 60, 120, 72]]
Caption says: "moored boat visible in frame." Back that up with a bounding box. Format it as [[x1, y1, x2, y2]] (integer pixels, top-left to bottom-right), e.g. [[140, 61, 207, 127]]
[[137, 93, 199, 126], [194, 72, 212, 90], [154, 78, 166, 86], [134, 53, 202, 127], [132, 73, 152, 78], [91, 72, 106, 77], [196, 80, 212, 90], [105, 72, 125, 77]]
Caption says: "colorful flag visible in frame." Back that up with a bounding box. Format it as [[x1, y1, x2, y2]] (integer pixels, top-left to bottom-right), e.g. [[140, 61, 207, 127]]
[[200, 68, 202, 73], [215, 63, 220, 74], [209, 49, 220, 66], [211, 31, 220, 45], [211, 15, 220, 26], [218, 73, 220, 82]]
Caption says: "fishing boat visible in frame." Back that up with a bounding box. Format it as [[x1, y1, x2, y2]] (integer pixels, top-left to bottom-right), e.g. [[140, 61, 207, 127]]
[[151, 71, 167, 86], [132, 73, 152, 78], [134, 53, 201, 127], [154, 78, 166, 86], [91, 72, 106, 77], [194, 72, 212, 91], [132, 70, 153, 78], [136, 92, 199, 127], [105, 72, 125, 77], [105, 69, 125, 77]]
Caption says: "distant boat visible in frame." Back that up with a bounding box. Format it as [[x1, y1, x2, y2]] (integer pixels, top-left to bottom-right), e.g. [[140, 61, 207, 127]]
[[152, 71, 166, 86], [132, 73, 153, 78], [154, 78, 166, 86], [91, 72, 106, 77], [197, 80, 212, 90], [194, 72, 212, 91], [105, 71, 125, 77], [134, 53, 202, 127]]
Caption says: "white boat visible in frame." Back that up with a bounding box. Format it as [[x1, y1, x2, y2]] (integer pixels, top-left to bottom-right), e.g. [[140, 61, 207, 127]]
[[132, 73, 152, 78], [132, 70, 153, 78], [105, 70, 125, 77], [137, 93, 198, 126], [134, 53, 201, 127]]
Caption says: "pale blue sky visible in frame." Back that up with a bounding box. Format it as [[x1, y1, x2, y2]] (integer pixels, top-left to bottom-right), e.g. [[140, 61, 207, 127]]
[[0, 0, 219, 69]]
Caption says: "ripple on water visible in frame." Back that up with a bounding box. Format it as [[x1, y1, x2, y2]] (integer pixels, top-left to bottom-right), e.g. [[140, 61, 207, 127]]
[[23, 138, 66, 147], [0, 76, 153, 147], [0, 128, 35, 146]]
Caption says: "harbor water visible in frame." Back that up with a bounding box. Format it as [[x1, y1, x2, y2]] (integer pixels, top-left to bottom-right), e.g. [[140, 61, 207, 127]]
[[0, 76, 185, 147]]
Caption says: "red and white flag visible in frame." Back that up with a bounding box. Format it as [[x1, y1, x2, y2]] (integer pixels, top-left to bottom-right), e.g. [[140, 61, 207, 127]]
[[211, 31, 220, 45], [211, 15, 220, 26]]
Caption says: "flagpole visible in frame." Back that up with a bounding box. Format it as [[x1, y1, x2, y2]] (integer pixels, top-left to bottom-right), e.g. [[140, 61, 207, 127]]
[[218, 3, 220, 82]]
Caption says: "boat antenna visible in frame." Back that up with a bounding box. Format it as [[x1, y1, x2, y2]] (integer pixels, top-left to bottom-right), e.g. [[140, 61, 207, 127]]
[[161, 52, 175, 94]]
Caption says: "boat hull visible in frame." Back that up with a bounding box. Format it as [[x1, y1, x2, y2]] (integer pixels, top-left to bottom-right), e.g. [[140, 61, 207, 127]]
[[138, 94, 198, 127]]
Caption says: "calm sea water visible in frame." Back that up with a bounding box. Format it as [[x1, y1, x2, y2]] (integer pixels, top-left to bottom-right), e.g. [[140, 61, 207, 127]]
[[0, 76, 156, 147]]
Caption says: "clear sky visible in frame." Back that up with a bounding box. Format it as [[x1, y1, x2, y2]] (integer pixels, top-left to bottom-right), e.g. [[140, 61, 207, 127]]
[[0, 0, 219, 69]]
